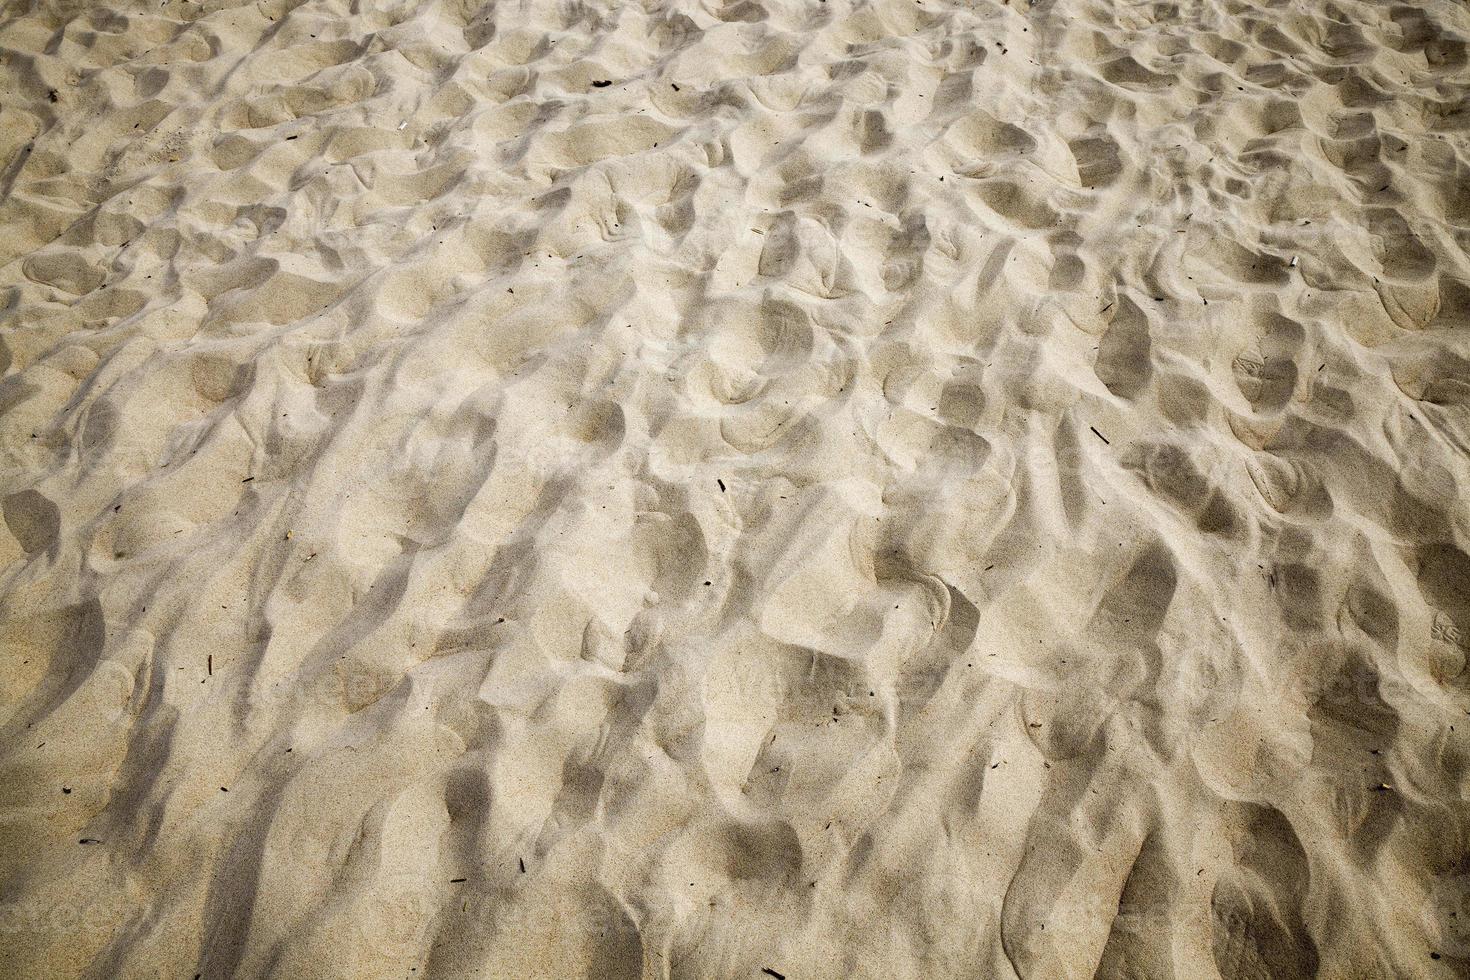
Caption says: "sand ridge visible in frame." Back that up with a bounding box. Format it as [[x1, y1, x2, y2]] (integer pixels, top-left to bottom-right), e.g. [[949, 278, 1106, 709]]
[[2, 0, 1470, 976]]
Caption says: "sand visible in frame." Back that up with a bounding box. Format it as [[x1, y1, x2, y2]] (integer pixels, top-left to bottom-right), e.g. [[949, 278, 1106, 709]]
[[2, 0, 1469, 976]]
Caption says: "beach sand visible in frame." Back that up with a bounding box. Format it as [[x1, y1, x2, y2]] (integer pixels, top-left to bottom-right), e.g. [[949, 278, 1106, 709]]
[[2, 0, 1470, 976]]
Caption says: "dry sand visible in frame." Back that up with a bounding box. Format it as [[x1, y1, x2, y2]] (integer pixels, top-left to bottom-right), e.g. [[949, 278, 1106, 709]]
[[3, 0, 1470, 976]]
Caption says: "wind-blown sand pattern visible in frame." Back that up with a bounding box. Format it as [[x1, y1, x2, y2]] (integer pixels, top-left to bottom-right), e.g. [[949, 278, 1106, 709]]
[[2, 0, 1470, 976]]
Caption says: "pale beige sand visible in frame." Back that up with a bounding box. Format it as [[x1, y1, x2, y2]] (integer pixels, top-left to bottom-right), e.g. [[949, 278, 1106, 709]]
[[3, 0, 1470, 976]]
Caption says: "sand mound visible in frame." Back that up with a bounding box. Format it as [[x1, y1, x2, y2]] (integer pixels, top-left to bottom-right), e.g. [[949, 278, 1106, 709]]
[[3, 0, 1470, 976]]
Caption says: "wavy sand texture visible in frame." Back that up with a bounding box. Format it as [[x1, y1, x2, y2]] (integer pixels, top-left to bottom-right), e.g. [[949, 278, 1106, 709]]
[[3, 0, 1470, 977]]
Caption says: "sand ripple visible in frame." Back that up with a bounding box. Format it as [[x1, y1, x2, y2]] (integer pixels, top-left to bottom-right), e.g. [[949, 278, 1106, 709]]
[[2, 0, 1470, 976]]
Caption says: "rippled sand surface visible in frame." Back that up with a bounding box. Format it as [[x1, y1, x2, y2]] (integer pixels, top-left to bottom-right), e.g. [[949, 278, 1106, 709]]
[[3, 0, 1470, 977]]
